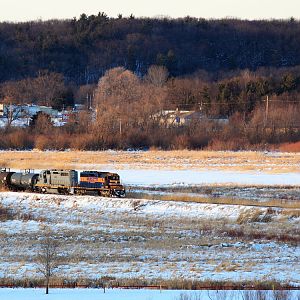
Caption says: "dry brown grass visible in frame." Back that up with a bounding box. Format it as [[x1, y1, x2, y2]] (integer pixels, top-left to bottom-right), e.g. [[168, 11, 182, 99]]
[[0, 277, 293, 290], [0, 204, 14, 221], [128, 192, 300, 209], [0, 150, 299, 173], [279, 141, 300, 152], [282, 209, 300, 218]]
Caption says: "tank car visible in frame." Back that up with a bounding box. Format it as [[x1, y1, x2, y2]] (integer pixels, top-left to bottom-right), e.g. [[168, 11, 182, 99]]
[[10, 172, 39, 191], [0, 169, 15, 189]]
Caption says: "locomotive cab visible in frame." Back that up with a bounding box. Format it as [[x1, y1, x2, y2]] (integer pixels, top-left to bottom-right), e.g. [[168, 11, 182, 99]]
[[79, 171, 125, 197], [107, 174, 120, 185]]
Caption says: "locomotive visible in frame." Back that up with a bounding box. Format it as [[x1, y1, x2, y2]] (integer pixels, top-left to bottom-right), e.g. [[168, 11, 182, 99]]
[[0, 168, 126, 197]]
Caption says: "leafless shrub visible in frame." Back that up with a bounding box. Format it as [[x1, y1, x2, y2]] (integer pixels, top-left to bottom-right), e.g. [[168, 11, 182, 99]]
[[171, 134, 191, 150], [237, 209, 273, 224], [208, 290, 232, 300], [0, 204, 14, 221], [132, 200, 142, 211], [69, 134, 100, 150], [242, 290, 256, 300], [34, 135, 51, 150], [255, 290, 269, 300], [271, 290, 292, 300], [176, 292, 202, 300], [178, 292, 191, 300], [0, 203, 37, 221], [16, 211, 36, 221], [279, 141, 300, 152]]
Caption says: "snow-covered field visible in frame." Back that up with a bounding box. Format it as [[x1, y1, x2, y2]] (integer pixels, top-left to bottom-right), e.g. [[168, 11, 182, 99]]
[[0, 150, 299, 291], [0, 288, 299, 300], [0, 192, 299, 284], [1, 151, 299, 192]]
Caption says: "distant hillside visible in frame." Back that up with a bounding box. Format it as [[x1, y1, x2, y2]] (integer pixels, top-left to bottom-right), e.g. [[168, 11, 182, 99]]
[[1, 14, 300, 84]]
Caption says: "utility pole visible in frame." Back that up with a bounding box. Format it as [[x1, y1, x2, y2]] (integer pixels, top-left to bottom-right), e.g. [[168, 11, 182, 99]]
[[119, 118, 122, 135], [264, 95, 269, 127]]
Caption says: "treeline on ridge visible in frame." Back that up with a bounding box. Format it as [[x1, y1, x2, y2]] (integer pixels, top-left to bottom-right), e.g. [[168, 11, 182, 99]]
[[0, 13, 300, 151], [1, 14, 300, 83]]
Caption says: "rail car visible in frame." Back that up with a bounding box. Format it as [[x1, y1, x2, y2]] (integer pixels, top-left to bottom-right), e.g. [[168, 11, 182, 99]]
[[0, 168, 126, 197], [0, 170, 14, 188]]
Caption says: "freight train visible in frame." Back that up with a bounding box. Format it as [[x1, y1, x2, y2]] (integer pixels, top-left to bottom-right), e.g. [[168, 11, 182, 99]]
[[0, 168, 126, 197]]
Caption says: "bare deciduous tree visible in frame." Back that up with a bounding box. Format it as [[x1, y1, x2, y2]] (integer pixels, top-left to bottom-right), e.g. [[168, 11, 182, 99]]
[[36, 230, 60, 294], [2, 102, 22, 128], [145, 65, 169, 87], [33, 70, 66, 107]]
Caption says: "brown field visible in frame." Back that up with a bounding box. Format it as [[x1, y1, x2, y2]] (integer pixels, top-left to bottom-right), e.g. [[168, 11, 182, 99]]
[[0, 150, 299, 173], [127, 192, 300, 210]]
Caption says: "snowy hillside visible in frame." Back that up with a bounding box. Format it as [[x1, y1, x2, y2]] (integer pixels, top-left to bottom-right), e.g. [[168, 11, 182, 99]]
[[0, 192, 299, 285]]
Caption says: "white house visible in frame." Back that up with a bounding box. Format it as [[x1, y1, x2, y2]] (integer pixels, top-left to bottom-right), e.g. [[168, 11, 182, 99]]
[[154, 109, 205, 127]]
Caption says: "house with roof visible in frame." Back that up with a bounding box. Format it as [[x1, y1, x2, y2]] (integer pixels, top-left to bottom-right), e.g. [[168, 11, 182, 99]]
[[154, 109, 228, 127]]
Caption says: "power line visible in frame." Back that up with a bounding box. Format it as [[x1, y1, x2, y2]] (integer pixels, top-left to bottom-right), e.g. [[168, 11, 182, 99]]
[[169, 99, 300, 106], [264, 95, 269, 126], [261, 99, 300, 103]]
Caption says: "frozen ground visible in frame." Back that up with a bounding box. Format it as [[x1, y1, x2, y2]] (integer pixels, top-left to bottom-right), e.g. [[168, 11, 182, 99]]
[[129, 185, 300, 203], [0, 288, 299, 300], [0, 151, 299, 287], [5, 167, 300, 187], [0, 192, 299, 285], [111, 169, 300, 186]]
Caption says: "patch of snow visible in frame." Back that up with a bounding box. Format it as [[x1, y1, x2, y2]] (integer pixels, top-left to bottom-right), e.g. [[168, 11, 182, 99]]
[[0, 288, 299, 300], [108, 169, 300, 186]]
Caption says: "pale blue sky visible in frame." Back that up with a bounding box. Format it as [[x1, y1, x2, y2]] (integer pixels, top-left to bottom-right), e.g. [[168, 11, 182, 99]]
[[1, 0, 300, 22]]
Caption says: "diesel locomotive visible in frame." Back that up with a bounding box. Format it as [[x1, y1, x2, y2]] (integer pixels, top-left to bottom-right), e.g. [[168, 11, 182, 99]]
[[0, 168, 126, 197]]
